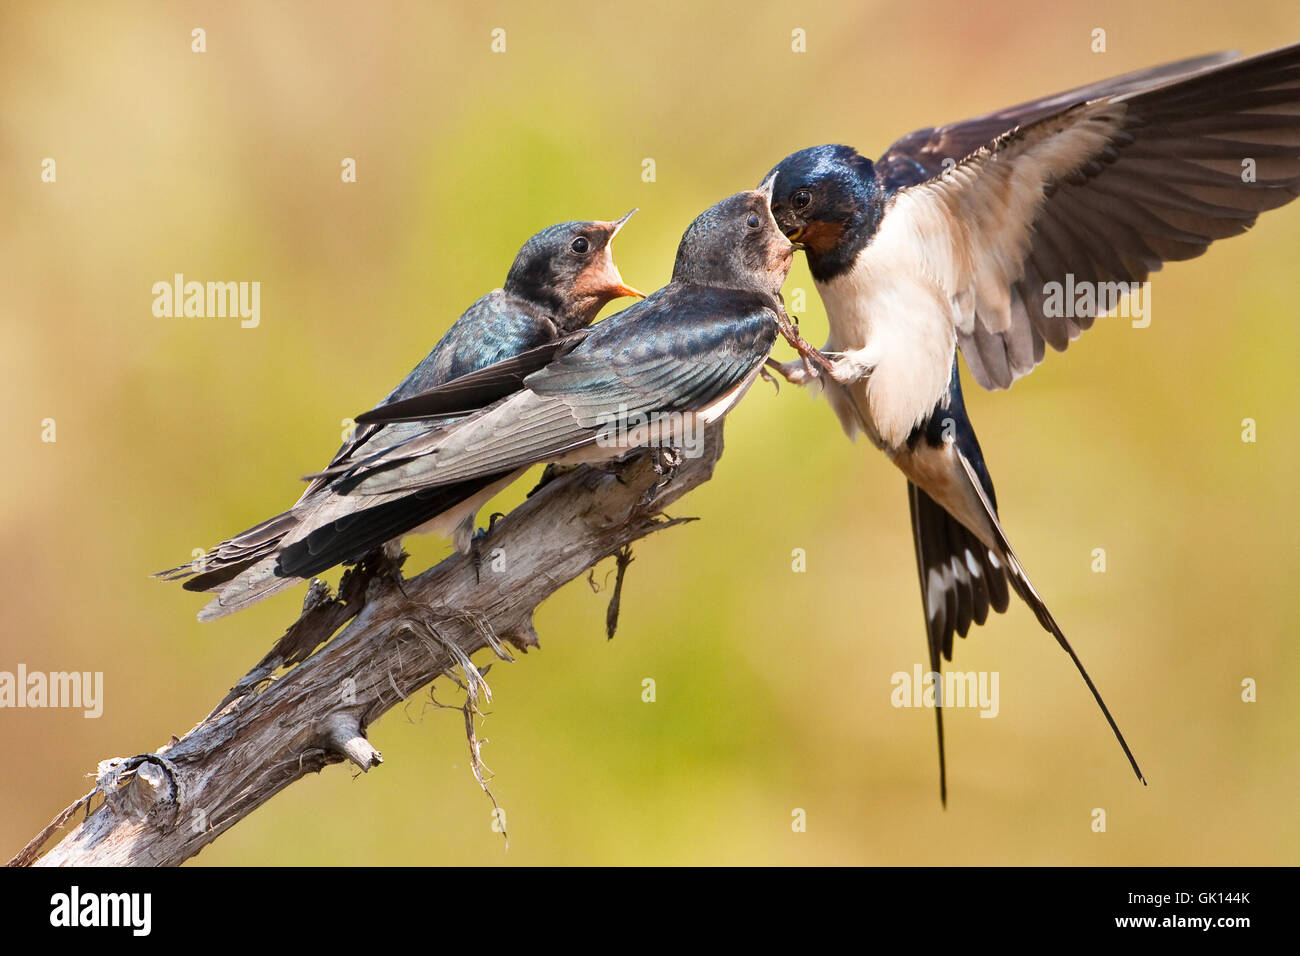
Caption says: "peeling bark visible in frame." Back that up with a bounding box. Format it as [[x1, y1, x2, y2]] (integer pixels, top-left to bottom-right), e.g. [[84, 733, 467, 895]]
[[10, 430, 724, 867]]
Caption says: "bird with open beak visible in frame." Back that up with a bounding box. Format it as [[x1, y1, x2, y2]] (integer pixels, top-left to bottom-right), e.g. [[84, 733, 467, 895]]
[[318, 181, 795, 509], [764, 40, 1300, 801], [158, 213, 644, 620]]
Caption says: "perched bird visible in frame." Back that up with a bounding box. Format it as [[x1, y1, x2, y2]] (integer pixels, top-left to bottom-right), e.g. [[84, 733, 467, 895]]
[[158, 214, 643, 620], [764, 41, 1300, 801], [323, 183, 795, 507]]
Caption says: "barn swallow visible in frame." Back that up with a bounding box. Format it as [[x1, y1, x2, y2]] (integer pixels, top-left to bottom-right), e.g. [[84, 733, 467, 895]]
[[318, 183, 794, 505], [158, 213, 643, 620], [764, 41, 1300, 801]]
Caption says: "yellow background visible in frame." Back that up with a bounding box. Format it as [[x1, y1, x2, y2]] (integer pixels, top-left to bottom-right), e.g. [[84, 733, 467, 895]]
[[2, 0, 1297, 865]]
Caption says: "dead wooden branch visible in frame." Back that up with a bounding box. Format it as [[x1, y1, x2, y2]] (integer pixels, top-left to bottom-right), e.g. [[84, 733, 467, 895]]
[[10, 429, 724, 867]]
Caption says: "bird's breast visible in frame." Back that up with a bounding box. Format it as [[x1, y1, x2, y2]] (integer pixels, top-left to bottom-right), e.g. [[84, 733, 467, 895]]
[[815, 253, 958, 449]]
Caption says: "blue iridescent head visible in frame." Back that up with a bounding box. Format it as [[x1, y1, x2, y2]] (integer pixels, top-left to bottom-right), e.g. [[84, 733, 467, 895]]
[[764, 145, 882, 280]]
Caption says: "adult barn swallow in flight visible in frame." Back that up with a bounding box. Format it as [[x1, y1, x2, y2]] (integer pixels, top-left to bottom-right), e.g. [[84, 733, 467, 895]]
[[158, 215, 643, 620], [765, 41, 1300, 800], [318, 184, 794, 510]]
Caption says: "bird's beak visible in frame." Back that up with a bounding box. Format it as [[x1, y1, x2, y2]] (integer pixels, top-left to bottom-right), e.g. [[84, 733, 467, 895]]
[[598, 210, 645, 299], [609, 208, 638, 237], [608, 269, 646, 299], [754, 173, 793, 254], [785, 224, 806, 244]]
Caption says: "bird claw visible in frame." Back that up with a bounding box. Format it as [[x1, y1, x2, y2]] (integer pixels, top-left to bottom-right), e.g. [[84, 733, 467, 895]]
[[766, 358, 813, 386], [768, 349, 866, 388], [373, 544, 409, 596], [772, 310, 839, 381], [639, 446, 684, 507], [652, 445, 684, 479], [804, 348, 841, 377], [470, 534, 483, 585]]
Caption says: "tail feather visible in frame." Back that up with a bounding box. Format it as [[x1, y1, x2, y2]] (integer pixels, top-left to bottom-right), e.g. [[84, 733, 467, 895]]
[[184, 476, 512, 621], [902, 362, 1143, 800], [952, 452, 1147, 787], [181, 552, 271, 591], [277, 477, 503, 579], [198, 556, 302, 622], [908, 480, 1009, 805], [155, 510, 299, 586]]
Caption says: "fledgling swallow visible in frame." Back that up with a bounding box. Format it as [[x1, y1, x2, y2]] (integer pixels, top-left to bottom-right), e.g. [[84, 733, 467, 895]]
[[319, 183, 794, 505], [157, 213, 643, 620], [764, 41, 1300, 801]]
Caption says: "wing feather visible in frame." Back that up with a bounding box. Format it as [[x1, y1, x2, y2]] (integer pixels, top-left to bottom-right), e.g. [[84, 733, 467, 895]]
[[871, 42, 1300, 389], [339, 287, 780, 495]]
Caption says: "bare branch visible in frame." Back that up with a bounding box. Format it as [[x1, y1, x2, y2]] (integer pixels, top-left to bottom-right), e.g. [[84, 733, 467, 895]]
[[12, 430, 724, 867]]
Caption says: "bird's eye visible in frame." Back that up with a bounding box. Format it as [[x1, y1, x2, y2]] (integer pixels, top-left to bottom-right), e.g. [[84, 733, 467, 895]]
[[746, 214, 761, 229], [792, 190, 812, 209], [571, 236, 590, 254]]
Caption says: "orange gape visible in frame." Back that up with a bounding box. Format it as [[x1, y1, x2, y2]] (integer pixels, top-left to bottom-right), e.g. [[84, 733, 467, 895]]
[[798, 218, 848, 258]]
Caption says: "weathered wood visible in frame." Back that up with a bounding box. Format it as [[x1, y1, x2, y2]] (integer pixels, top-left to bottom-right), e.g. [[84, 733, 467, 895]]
[[12, 431, 723, 867]]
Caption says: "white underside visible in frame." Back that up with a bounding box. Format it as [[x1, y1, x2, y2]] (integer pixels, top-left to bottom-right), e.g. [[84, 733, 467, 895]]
[[810, 99, 1127, 449]]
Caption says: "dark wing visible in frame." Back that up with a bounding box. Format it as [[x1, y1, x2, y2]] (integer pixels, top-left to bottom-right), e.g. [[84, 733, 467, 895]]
[[276, 477, 508, 579], [299, 420, 439, 493], [870, 42, 1300, 389], [306, 294, 563, 490], [875, 50, 1238, 186], [338, 286, 780, 495], [162, 296, 563, 586], [354, 329, 594, 425]]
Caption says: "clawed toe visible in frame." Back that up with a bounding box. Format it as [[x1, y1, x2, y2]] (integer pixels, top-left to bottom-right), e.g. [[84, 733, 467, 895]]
[[765, 358, 810, 386], [652, 446, 684, 478]]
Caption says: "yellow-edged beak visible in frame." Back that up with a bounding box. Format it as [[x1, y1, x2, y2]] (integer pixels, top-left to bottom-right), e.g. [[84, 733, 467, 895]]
[[609, 208, 638, 237], [603, 209, 645, 298]]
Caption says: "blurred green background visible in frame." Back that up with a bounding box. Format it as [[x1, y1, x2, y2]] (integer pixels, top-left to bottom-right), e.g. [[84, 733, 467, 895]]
[[3, 0, 1298, 866]]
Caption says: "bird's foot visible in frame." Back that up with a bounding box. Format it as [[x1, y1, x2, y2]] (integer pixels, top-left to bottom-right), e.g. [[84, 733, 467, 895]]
[[652, 445, 684, 478], [641, 445, 684, 506], [469, 532, 483, 585], [823, 350, 873, 386], [468, 513, 506, 585], [374, 543, 409, 596], [773, 311, 839, 381], [766, 358, 814, 386]]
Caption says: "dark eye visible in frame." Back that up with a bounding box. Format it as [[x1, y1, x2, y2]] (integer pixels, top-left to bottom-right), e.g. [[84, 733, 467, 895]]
[[792, 190, 812, 210], [746, 214, 761, 229], [571, 236, 590, 254]]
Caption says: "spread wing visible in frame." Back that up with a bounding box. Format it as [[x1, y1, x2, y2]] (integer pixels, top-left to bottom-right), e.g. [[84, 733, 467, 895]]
[[874, 49, 1239, 186], [870, 41, 1300, 389], [337, 286, 780, 495]]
